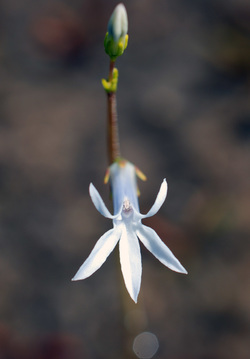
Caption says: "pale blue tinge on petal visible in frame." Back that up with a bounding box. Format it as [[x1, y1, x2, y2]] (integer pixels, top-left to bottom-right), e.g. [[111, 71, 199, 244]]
[[110, 161, 139, 214], [72, 228, 121, 281], [89, 183, 118, 219], [119, 225, 142, 303], [136, 225, 187, 274], [108, 3, 128, 41], [139, 179, 168, 219]]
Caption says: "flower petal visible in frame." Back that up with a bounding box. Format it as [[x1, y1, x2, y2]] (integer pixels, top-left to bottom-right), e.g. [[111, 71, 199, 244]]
[[89, 183, 118, 219], [137, 225, 187, 274], [119, 225, 142, 303], [137, 179, 168, 220], [72, 228, 121, 281]]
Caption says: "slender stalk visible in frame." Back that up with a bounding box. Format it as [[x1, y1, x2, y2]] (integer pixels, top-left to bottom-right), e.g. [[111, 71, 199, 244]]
[[106, 59, 148, 359], [109, 60, 116, 81], [107, 60, 121, 164]]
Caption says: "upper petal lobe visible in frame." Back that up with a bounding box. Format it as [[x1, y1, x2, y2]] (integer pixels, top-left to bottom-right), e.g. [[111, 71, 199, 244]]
[[139, 179, 168, 219], [89, 183, 119, 219]]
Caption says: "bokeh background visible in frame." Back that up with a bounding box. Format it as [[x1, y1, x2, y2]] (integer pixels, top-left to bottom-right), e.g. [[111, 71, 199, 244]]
[[0, 0, 250, 358]]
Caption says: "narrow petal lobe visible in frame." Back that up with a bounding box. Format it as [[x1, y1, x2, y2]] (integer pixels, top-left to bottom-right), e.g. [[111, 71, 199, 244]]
[[72, 228, 121, 281], [140, 179, 168, 219], [137, 225, 187, 274], [89, 183, 117, 219], [119, 225, 142, 303]]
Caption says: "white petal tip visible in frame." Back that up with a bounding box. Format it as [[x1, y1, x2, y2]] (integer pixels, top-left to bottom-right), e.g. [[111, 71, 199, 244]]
[[71, 275, 81, 281], [89, 182, 94, 198], [130, 293, 138, 303], [72, 270, 89, 281], [178, 270, 188, 275], [162, 178, 168, 191], [89, 182, 94, 192], [175, 266, 188, 275]]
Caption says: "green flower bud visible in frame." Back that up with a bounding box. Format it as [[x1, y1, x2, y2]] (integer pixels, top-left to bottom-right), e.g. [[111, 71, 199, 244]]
[[104, 3, 128, 60]]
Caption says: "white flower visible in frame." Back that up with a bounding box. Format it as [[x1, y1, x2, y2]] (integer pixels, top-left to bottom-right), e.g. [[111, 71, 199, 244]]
[[72, 160, 187, 303]]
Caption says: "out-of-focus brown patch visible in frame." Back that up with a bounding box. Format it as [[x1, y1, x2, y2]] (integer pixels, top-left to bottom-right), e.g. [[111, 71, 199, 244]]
[[30, 4, 86, 59]]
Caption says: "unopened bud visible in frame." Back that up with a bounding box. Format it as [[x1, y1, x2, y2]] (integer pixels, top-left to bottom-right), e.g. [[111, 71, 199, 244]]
[[104, 3, 128, 60]]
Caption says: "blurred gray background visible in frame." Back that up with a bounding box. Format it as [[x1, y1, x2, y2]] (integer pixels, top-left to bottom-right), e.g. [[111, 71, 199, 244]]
[[0, 0, 250, 358]]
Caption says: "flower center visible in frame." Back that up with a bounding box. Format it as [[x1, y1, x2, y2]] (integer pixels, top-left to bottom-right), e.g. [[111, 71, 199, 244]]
[[122, 197, 133, 218]]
